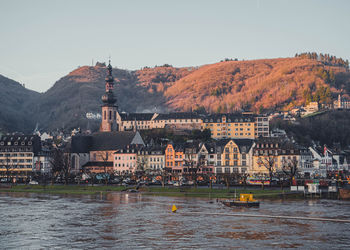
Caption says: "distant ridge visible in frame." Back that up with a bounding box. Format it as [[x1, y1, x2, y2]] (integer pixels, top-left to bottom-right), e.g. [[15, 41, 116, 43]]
[[0, 55, 349, 133]]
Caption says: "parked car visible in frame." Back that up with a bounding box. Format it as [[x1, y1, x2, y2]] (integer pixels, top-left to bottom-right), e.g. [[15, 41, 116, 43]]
[[174, 181, 183, 187], [110, 178, 121, 184], [29, 180, 39, 185]]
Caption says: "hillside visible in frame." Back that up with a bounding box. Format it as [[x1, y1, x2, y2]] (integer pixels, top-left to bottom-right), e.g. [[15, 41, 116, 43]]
[[28, 65, 192, 131], [0, 55, 349, 133], [271, 110, 350, 148], [0, 74, 39, 133], [165, 57, 350, 112]]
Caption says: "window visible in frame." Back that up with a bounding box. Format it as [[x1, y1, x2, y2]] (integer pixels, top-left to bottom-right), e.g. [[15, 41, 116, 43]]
[[104, 111, 106, 120]]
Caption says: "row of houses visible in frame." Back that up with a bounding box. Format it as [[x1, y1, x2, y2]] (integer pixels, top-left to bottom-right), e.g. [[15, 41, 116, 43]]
[[1, 132, 349, 181], [69, 132, 350, 178]]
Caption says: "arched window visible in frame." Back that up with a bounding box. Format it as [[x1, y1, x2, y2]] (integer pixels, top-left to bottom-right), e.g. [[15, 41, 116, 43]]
[[109, 111, 112, 120], [104, 111, 106, 120]]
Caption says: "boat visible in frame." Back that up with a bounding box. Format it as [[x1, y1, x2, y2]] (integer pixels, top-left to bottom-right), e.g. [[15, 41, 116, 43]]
[[339, 188, 350, 199], [222, 194, 260, 207]]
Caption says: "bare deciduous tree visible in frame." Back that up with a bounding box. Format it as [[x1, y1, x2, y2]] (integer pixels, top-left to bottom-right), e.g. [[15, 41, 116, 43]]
[[50, 148, 71, 185], [282, 158, 299, 186], [257, 156, 276, 187], [97, 151, 110, 185]]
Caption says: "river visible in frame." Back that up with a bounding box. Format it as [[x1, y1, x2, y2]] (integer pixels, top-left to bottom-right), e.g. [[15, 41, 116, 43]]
[[0, 192, 349, 249]]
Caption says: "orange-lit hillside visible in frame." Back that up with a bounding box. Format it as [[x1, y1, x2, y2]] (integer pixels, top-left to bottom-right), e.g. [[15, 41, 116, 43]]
[[134, 66, 195, 93], [165, 57, 350, 112]]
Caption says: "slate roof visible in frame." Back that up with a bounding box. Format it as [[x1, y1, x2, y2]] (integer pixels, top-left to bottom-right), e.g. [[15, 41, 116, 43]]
[[200, 142, 217, 154], [89, 131, 141, 151], [215, 138, 254, 153], [0, 134, 41, 154], [71, 135, 92, 153], [155, 112, 202, 120], [82, 161, 113, 167], [120, 113, 154, 121], [71, 131, 144, 153], [138, 145, 166, 155], [203, 113, 256, 123]]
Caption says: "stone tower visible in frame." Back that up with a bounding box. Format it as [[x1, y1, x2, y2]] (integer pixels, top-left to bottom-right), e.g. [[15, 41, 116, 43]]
[[100, 61, 119, 132]]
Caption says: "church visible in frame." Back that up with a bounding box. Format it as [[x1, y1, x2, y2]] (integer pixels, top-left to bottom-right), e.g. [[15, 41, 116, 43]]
[[71, 61, 145, 174]]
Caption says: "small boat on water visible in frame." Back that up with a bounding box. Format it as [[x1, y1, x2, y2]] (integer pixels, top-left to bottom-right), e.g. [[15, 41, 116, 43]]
[[339, 188, 350, 199], [222, 194, 260, 208]]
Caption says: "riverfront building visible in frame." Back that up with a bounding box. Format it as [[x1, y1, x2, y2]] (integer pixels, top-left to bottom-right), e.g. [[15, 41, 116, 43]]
[[0, 135, 41, 181]]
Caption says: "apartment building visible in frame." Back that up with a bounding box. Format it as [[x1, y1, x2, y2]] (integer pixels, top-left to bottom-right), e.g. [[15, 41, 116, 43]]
[[0, 135, 41, 181], [201, 114, 256, 139], [137, 146, 165, 172], [251, 137, 301, 175], [214, 139, 254, 174]]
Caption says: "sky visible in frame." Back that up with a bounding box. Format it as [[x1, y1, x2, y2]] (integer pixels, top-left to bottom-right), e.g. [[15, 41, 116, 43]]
[[0, 0, 349, 92]]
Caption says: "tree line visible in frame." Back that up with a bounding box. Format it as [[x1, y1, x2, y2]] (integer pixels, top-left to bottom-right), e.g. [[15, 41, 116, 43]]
[[295, 52, 349, 68]]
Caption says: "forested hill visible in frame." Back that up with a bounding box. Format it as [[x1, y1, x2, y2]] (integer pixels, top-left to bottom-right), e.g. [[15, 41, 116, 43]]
[[0, 53, 349, 133], [271, 110, 350, 148], [0, 74, 39, 133], [165, 56, 350, 113]]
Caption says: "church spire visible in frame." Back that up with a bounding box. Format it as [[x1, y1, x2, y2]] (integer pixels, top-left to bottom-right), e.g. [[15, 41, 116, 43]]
[[100, 60, 119, 132]]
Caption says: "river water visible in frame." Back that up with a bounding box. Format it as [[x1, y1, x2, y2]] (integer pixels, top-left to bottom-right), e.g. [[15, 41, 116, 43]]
[[0, 192, 349, 249]]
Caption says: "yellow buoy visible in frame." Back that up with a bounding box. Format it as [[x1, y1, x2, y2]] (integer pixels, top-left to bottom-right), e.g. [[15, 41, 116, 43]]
[[172, 205, 177, 213]]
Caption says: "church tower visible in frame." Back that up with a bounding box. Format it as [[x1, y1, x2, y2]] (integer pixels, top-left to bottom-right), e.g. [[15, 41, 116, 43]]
[[100, 61, 119, 132]]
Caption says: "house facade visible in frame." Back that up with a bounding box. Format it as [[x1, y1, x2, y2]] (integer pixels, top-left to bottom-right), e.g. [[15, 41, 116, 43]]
[[0, 135, 41, 181]]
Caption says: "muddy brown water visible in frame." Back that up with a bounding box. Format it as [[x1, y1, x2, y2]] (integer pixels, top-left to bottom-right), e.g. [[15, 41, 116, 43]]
[[0, 192, 349, 249]]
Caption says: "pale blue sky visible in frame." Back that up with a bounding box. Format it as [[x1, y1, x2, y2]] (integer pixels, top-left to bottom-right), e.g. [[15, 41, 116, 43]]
[[0, 0, 349, 92]]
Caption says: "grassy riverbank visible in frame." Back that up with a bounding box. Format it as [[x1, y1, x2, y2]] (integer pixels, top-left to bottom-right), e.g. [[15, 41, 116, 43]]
[[0, 185, 127, 195], [0, 185, 303, 199]]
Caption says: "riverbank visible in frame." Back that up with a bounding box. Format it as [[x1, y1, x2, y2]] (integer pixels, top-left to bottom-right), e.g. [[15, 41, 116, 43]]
[[0, 184, 303, 199], [0, 184, 127, 195]]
